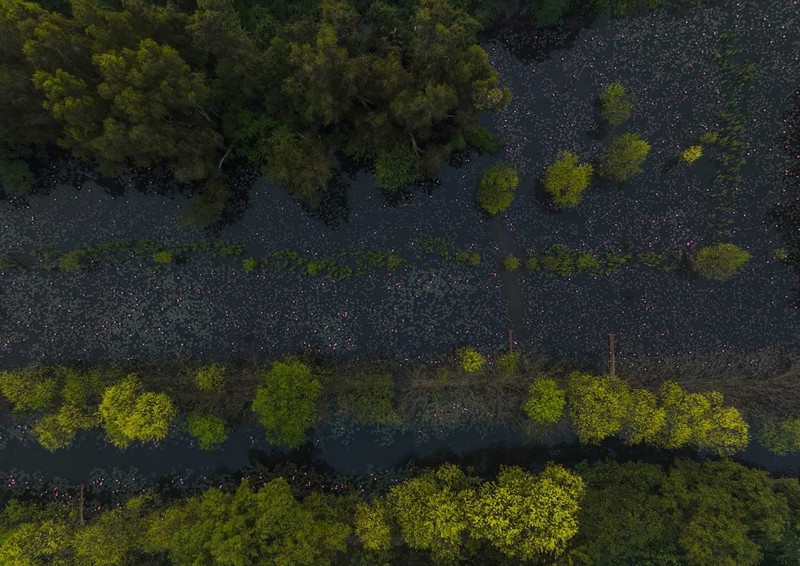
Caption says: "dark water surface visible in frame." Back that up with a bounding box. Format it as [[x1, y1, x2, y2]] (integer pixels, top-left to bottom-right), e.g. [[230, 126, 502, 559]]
[[1, 1, 800, 476]]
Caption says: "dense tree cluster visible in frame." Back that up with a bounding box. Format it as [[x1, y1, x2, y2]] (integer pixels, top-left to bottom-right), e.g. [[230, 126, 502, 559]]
[[0, 0, 510, 224], [693, 242, 751, 280]]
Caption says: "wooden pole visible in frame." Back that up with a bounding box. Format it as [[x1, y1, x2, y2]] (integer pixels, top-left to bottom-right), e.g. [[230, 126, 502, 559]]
[[508, 328, 514, 353], [609, 334, 616, 376], [79, 485, 85, 526]]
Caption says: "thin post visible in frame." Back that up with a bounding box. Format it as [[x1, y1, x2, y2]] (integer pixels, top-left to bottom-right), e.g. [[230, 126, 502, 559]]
[[609, 334, 616, 376], [508, 328, 514, 353], [79, 485, 85, 526]]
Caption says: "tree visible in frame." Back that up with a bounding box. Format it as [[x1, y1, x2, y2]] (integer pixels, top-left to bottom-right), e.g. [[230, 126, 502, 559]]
[[476, 162, 518, 215], [599, 81, 632, 126], [0, 519, 73, 565], [524, 378, 566, 424], [496, 350, 520, 375], [467, 464, 584, 560], [0, 365, 59, 412], [73, 497, 148, 566], [567, 371, 631, 444], [760, 418, 800, 455], [598, 133, 650, 181], [502, 253, 520, 271], [195, 362, 226, 392], [354, 498, 392, 551], [456, 346, 485, 373], [373, 142, 419, 192], [252, 359, 322, 449], [693, 243, 750, 280], [387, 463, 479, 562], [98, 374, 176, 448], [186, 411, 228, 450], [681, 145, 703, 164], [542, 150, 593, 208], [620, 388, 665, 445], [34, 404, 98, 451]]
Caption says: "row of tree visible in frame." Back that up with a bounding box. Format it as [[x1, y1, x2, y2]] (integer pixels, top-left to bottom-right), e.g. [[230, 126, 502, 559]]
[[1, 457, 798, 564], [0, 0, 511, 226]]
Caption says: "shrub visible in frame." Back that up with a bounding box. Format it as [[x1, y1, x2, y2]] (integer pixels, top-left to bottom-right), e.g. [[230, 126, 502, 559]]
[[59, 250, 85, 272], [152, 250, 175, 264], [497, 351, 521, 375], [456, 346, 485, 373], [387, 253, 406, 272], [242, 257, 258, 272], [477, 162, 518, 215], [503, 253, 520, 271], [599, 81, 633, 126], [195, 363, 226, 392], [772, 248, 788, 262], [575, 251, 601, 274], [455, 250, 480, 265], [542, 151, 594, 209], [374, 143, 419, 192], [0, 366, 59, 412], [186, 412, 228, 450], [699, 131, 719, 144], [98, 374, 176, 448], [567, 372, 631, 444], [525, 256, 539, 270], [760, 418, 800, 456], [681, 145, 703, 164], [599, 133, 651, 182], [524, 378, 566, 424], [693, 243, 750, 280], [306, 260, 324, 276]]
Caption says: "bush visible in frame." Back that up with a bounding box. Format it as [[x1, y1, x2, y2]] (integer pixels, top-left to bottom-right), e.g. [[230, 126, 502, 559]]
[[477, 162, 518, 215], [772, 248, 788, 262], [599, 81, 633, 126], [186, 412, 228, 450], [542, 151, 594, 208], [456, 250, 481, 265], [152, 250, 175, 264], [699, 131, 719, 144], [503, 253, 520, 271], [195, 363, 226, 392], [242, 257, 258, 272], [524, 378, 566, 424], [496, 351, 521, 375], [681, 145, 703, 164], [760, 418, 800, 456], [599, 133, 651, 182], [0, 366, 59, 412], [59, 250, 85, 272], [693, 243, 750, 280], [456, 346, 485, 373], [374, 143, 419, 192]]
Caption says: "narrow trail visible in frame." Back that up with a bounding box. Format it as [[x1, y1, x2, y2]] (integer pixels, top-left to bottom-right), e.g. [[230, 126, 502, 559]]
[[490, 216, 526, 347]]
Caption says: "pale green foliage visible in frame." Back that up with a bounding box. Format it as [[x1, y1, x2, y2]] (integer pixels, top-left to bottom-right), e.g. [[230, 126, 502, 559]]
[[599, 81, 632, 126], [476, 162, 518, 215], [98, 374, 176, 448], [657, 381, 749, 456], [186, 412, 228, 450], [542, 150, 593, 208], [355, 498, 392, 551], [760, 418, 800, 456], [681, 145, 703, 164], [0, 366, 59, 412], [599, 133, 651, 181], [252, 360, 322, 449], [387, 463, 479, 562], [496, 350, 521, 376], [34, 404, 98, 451], [0, 519, 73, 565], [567, 372, 631, 444], [524, 378, 566, 424], [467, 464, 584, 559], [620, 388, 666, 445], [693, 243, 751, 280], [195, 363, 226, 392], [456, 346, 485, 373]]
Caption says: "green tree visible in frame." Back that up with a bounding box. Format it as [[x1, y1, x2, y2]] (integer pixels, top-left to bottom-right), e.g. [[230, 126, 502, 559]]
[[0, 519, 73, 565], [496, 350, 521, 375], [598, 133, 650, 181], [468, 464, 584, 560], [681, 145, 703, 164], [354, 498, 392, 552], [456, 346, 485, 373], [620, 388, 665, 445], [374, 142, 419, 192], [195, 362, 226, 392], [34, 404, 98, 451], [73, 497, 148, 566], [693, 243, 751, 280], [542, 150, 593, 209], [476, 162, 518, 215], [0, 365, 59, 412], [252, 359, 322, 448], [186, 411, 228, 450], [524, 378, 566, 424], [387, 463, 479, 562], [98, 374, 176, 448], [502, 253, 520, 271], [760, 418, 800, 456], [599, 81, 632, 126], [567, 371, 631, 444]]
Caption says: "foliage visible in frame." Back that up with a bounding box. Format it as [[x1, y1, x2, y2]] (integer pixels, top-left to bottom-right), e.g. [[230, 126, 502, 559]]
[[59, 250, 86, 272], [34, 404, 98, 451], [598, 133, 651, 182], [331, 366, 398, 425], [468, 464, 584, 559], [152, 250, 175, 264], [502, 253, 520, 271], [496, 350, 521, 376], [542, 150, 594, 208], [374, 142, 419, 192], [699, 131, 719, 144], [252, 359, 322, 448], [527, 0, 574, 27], [567, 371, 631, 444], [181, 175, 232, 231], [242, 256, 258, 271], [620, 388, 665, 445], [693, 243, 750, 280], [0, 365, 60, 412], [760, 418, 800, 456], [456, 346, 485, 373], [524, 378, 566, 424], [599, 81, 632, 126], [98, 374, 176, 448], [455, 250, 480, 265], [355, 499, 392, 552], [195, 363, 226, 392], [476, 162, 518, 215], [681, 145, 703, 164], [186, 411, 228, 450]]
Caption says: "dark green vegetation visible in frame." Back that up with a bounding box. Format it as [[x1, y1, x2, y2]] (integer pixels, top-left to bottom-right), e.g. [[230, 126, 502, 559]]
[[476, 161, 519, 215], [0, 0, 510, 225], [3, 456, 800, 565]]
